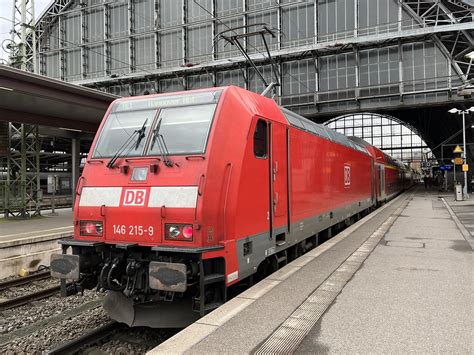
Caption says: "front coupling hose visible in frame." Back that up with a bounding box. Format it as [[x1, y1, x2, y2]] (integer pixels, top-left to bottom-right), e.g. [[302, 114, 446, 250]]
[[98, 261, 111, 291], [107, 258, 125, 291]]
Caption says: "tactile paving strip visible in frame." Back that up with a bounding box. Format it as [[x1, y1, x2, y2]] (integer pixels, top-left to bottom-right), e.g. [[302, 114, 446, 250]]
[[254, 195, 413, 355]]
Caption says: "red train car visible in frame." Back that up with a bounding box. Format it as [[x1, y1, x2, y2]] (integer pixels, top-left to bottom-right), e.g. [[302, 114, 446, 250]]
[[50, 86, 407, 327], [348, 137, 409, 203]]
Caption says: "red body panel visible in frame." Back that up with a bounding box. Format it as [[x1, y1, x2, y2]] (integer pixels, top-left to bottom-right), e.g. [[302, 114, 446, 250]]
[[288, 129, 372, 223]]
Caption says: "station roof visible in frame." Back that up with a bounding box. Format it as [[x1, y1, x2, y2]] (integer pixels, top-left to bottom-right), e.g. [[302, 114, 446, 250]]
[[0, 65, 118, 132]]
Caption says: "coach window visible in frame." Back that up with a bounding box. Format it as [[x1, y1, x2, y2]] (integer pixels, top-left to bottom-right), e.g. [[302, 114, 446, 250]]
[[254, 119, 268, 158]]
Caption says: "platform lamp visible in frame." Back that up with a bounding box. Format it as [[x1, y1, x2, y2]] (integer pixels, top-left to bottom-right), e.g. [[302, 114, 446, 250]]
[[448, 107, 474, 199]]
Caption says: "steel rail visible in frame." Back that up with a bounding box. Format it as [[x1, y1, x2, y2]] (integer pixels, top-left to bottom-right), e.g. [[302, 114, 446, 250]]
[[0, 270, 51, 291], [0, 284, 61, 311], [45, 321, 123, 355]]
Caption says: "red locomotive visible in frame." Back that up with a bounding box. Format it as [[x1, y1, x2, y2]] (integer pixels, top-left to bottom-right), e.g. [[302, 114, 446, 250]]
[[50, 86, 411, 327]]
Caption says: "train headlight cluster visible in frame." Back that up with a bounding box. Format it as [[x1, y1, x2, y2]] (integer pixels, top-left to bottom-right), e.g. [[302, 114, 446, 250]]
[[165, 224, 193, 241], [80, 221, 103, 236]]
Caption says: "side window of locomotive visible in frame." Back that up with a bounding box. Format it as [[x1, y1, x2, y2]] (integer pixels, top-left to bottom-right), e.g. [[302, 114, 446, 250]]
[[253, 119, 268, 158]]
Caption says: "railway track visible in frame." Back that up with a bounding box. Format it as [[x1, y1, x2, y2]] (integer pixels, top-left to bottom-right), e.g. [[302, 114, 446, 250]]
[[45, 321, 124, 355], [0, 284, 61, 311], [0, 271, 51, 291]]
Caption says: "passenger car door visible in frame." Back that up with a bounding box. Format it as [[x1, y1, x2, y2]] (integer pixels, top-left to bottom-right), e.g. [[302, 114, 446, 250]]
[[252, 118, 271, 235], [270, 122, 289, 237]]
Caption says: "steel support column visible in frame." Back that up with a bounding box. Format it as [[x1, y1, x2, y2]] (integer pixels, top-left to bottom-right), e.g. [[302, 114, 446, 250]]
[[6, 123, 41, 218], [0, 122, 8, 217]]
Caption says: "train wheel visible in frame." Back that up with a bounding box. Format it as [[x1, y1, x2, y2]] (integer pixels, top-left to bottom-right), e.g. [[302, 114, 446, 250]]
[[287, 245, 298, 262], [257, 259, 270, 278], [296, 242, 304, 257], [268, 255, 278, 273]]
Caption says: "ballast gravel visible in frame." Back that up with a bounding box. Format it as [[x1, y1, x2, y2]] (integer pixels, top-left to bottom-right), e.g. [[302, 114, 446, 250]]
[[96, 327, 179, 354], [0, 289, 102, 334], [2, 302, 176, 354], [1, 304, 110, 354], [0, 277, 59, 301]]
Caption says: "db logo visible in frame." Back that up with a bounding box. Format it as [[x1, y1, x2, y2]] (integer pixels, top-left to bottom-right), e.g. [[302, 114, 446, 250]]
[[344, 164, 351, 186], [123, 189, 147, 206]]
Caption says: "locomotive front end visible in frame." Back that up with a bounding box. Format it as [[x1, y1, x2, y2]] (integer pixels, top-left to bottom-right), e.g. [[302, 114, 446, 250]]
[[50, 89, 228, 327]]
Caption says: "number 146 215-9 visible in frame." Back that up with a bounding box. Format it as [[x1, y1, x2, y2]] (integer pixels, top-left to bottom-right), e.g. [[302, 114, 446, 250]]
[[113, 224, 154, 237]]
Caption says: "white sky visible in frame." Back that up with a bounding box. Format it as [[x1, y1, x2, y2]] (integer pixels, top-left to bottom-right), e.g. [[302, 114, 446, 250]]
[[0, 0, 51, 61]]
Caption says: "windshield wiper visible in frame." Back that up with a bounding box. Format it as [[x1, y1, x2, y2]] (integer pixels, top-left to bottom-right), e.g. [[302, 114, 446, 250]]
[[158, 134, 174, 167], [107, 119, 148, 169], [150, 128, 173, 167]]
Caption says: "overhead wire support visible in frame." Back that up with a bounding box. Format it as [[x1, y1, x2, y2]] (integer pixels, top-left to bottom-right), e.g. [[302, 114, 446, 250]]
[[192, 0, 306, 98], [1, 0, 40, 218], [218, 24, 281, 97], [8, 0, 37, 73]]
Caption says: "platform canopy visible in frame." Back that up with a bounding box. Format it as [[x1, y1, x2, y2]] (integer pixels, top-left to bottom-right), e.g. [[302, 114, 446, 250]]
[[0, 65, 118, 132]]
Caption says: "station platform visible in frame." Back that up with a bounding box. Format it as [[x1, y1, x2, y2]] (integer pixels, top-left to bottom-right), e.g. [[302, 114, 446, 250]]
[[151, 188, 473, 354], [0, 208, 73, 243], [442, 194, 474, 247], [0, 208, 73, 278]]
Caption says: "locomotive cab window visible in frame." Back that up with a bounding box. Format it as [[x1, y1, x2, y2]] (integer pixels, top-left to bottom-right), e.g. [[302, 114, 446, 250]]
[[253, 119, 268, 158], [92, 90, 221, 158]]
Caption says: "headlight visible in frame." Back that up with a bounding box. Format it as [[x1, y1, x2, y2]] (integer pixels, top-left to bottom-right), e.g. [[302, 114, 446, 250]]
[[165, 224, 193, 241], [168, 225, 181, 239], [80, 221, 103, 237], [131, 167, 148, 181]]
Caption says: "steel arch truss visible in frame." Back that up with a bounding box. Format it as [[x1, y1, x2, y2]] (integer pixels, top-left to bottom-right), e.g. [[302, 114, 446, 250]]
[[36, 0, 74, 41], [326, 112, 427, 142], [324, 112, 436, 164], [401, 0, 473, 81]]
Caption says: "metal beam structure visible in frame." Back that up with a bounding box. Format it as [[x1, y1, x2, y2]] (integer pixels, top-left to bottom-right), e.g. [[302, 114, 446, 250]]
[[61, 21, 474, 87], [35, 0, 472, 118], [400, 0, 473, 83]]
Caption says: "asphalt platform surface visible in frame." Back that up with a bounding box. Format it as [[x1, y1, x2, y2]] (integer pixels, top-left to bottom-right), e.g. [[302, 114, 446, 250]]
[[296, 189, 472, 353]]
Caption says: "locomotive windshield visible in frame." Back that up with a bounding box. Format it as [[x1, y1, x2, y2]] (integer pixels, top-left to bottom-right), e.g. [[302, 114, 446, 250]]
[[93, 109, 154, 158], [148, 104, 216, 155], [92, 90, 221, 158]]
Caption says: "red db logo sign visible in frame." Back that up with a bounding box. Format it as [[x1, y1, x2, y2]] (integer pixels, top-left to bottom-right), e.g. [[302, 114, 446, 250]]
[[344, 164, 351, 186], [123, 189, 146, 206]]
